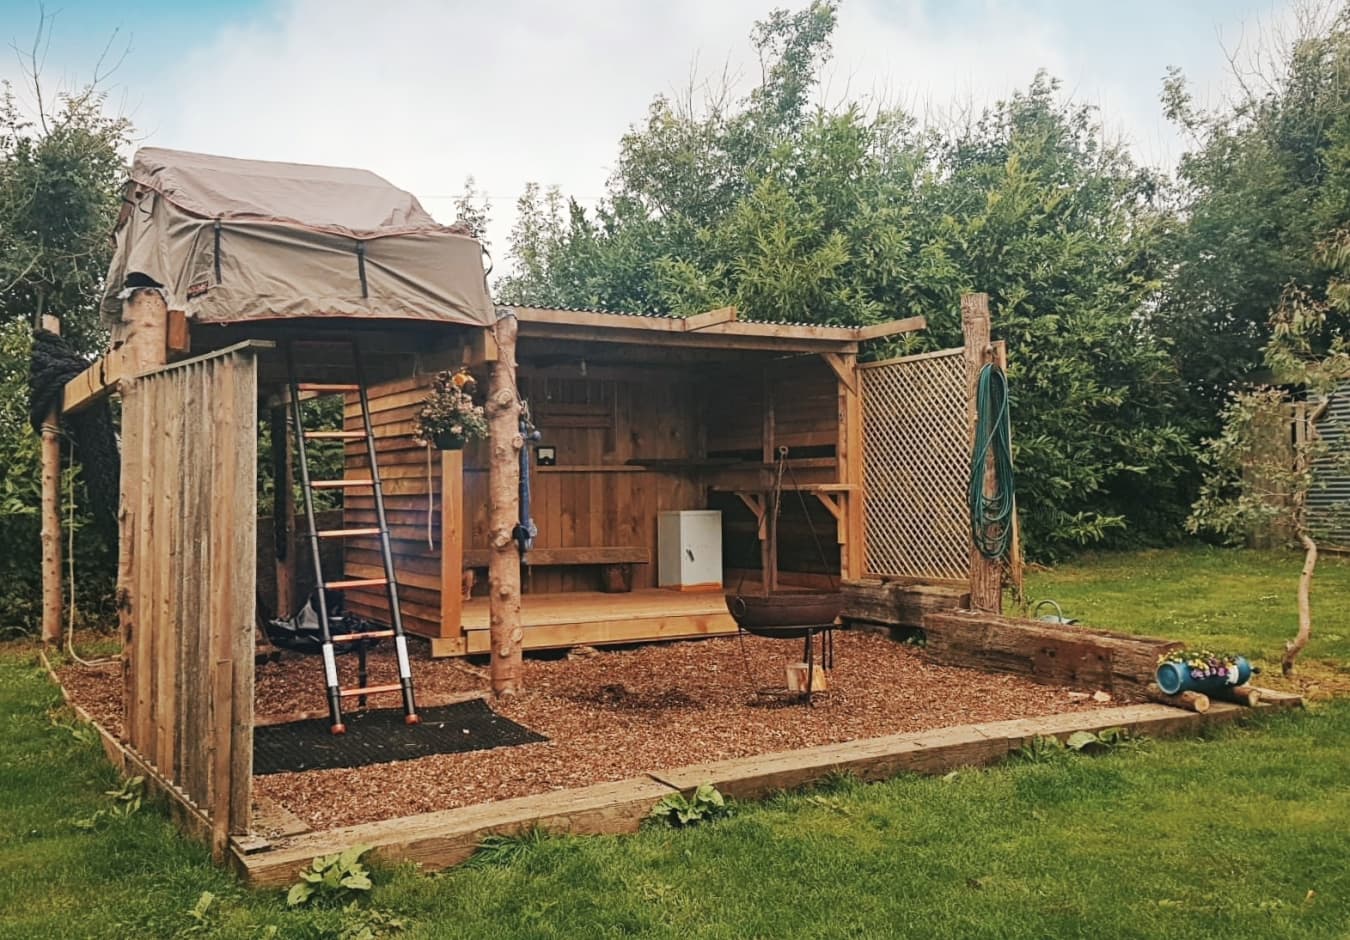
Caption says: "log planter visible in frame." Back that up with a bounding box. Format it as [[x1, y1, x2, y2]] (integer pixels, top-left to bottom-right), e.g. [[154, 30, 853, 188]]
[[921, 609, 1182, 702]]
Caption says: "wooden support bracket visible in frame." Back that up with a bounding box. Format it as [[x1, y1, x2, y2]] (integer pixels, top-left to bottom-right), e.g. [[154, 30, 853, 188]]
[[820, 352, 859, 395], [737, 492, 767, 540]]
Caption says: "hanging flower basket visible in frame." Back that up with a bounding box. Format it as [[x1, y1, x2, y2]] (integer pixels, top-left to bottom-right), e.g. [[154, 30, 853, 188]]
[[1156, 649, 1253, 695], [413, 369, 487, 450]]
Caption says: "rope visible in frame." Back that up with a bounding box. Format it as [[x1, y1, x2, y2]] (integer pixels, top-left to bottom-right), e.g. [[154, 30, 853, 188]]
[[968, 363, 1016, 559]]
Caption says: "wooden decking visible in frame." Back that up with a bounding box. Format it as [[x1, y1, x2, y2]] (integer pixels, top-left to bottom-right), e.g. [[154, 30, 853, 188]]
[[441, 588, 738, 656]]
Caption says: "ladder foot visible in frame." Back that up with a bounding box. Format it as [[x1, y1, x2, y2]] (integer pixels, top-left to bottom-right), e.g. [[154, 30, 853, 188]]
[[404, 713, 421, 726], [330, 723, 347, 735]]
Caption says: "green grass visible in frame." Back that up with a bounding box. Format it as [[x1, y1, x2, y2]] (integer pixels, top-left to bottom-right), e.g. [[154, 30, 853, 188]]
[[1021, 544, 1350, 691], [2, 547, 1349, 939]]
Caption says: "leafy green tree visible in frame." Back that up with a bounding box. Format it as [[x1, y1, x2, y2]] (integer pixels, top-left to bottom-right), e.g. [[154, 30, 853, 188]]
[[499, 4, 1190, 558], [0, 17, 130, 634], [0, 53, 131, 350], [1159, 5, 1350, 420]]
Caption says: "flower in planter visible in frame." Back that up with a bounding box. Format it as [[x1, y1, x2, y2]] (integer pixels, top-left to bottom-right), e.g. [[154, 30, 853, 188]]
[[413, 369, 488, 449], [1158, 648, 1243, 685]]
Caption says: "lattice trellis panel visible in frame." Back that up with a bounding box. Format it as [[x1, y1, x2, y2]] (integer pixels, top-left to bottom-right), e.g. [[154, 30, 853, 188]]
[[860, 348, 970, 581]]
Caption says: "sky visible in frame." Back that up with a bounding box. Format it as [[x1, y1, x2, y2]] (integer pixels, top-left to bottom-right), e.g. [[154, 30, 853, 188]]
[[0, 0, 1304, 256]]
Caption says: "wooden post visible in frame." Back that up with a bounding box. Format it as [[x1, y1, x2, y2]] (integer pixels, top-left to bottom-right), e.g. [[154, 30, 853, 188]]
[[439, 447, 464, 642], [116, 289, 170, 375], [487, 315, 523, 695], [270, 404, 296, 619], [962, 293, 1002, 613], [40, 315, 63, 646], [993, 341, 1024, 599]]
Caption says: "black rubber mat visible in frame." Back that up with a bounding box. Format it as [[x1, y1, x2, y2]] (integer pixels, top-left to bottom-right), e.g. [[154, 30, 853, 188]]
[[252, 699, 546, 775]]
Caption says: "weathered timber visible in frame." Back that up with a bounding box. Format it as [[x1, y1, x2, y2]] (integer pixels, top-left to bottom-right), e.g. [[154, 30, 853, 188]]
[[841, 578, 970, 629], [922, 609, 1182, 701], [1147, 683, 1211, 713], [962, 293, 1001, 612], [487, 313, 523, 694], [40, 316, 62, 646], [235, 776, 676, 887], [1210, 685, 1262, 707]]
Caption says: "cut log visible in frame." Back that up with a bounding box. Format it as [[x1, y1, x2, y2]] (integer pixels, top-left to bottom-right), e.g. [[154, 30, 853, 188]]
[[1147, 683, 1211, 713], [923, 609, 1181, 702], [487, 314, 523, 695], [1210, 685, 1262, 707], [841, 579, 969, 629]]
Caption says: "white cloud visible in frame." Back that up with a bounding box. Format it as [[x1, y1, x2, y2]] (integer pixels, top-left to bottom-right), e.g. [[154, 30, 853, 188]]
[[9, 0, 1301, 265]]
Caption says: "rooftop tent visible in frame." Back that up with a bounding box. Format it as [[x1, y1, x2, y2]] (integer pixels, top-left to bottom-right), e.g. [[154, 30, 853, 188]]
[[101, 147, 494, 327]]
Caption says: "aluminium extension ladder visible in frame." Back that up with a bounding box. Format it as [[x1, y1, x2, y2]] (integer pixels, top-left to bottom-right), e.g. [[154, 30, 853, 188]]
[[284, 340, 420, 735]]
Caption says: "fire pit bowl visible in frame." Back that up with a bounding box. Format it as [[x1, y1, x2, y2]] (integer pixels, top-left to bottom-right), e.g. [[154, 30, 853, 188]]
[[725, 590, 844, 639]]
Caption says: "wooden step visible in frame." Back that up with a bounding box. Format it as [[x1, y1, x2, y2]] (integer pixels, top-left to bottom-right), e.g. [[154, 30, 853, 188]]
[[304, 430, 365, 440], [325, 577, 387, 590], [315, 527, 381, 539], [338, 683, 402, 698], [297, 383, 360, 393], [311, 479, 374, 489]]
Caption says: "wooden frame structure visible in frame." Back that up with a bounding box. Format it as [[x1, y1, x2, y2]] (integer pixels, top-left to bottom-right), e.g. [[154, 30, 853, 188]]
[[45, 282, 1025, 861], [337, 305, 924, 657]]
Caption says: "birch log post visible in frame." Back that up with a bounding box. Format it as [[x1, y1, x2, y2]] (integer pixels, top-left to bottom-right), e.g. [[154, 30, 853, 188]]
[[487, 313, 524, 695], [40, 315, 62, 646], [962, 293, 1002, 613]]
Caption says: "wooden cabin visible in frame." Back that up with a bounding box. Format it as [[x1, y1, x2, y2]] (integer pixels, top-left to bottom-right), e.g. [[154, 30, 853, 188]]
[[335, 305, 929, 657], [48, 147, 1003, 863]]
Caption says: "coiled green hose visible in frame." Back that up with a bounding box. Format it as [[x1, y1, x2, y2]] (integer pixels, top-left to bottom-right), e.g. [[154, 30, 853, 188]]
[[968, 363, 1016, 559]]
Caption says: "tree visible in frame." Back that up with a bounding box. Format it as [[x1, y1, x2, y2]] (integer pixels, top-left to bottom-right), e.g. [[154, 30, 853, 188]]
[[1158, 3, 1350, 425], [1189, 229, 1350, 677], [500, 5, 1191, 558], [0, 10, 132, 351], [0, 12, 131, 634]]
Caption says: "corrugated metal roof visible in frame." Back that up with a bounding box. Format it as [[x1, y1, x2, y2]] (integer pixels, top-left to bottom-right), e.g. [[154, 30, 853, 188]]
[[500, 302, 847, 331]]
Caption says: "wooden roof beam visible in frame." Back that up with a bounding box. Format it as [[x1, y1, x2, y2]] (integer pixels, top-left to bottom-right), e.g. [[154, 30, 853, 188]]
[[510, 305, 926, 343], [62, 351, 126, 416], [682, 305, 738, 332], [854, 316, 927, 341]]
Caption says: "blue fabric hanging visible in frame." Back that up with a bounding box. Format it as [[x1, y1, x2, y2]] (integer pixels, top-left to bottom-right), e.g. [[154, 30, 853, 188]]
[[514, 408, 541, 555]]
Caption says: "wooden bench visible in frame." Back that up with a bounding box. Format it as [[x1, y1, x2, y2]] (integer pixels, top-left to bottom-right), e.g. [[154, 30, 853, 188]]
[[461, 546, 651, 592]]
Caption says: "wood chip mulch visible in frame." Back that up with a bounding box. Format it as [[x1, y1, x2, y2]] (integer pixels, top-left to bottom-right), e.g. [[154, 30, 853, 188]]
[[58, 631, 1114, 832]]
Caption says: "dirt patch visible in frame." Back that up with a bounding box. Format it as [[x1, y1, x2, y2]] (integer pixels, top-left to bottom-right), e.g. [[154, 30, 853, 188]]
[[59, 630, 1114, 831]]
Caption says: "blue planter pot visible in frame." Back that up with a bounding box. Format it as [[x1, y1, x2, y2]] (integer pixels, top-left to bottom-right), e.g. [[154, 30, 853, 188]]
[[1156, 657, 1253, 695]]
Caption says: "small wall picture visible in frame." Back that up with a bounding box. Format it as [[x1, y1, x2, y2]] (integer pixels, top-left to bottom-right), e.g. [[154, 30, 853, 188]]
[[535, 445, 557, 466]]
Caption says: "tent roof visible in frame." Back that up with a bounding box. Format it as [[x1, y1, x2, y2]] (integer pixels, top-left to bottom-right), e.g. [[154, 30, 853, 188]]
[[127, 148, 449, 239]]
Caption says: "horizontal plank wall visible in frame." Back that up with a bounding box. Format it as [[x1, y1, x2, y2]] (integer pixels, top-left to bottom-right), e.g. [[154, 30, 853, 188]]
[[119, 344, 258, 847], [342, 369, 707, 642]]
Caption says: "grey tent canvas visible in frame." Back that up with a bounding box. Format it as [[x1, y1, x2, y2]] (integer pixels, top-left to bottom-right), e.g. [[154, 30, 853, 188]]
[[102, 148, 493, 328]]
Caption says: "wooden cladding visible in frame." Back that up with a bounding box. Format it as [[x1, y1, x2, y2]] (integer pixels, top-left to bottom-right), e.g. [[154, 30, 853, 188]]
[[118, 344, 258, 846]]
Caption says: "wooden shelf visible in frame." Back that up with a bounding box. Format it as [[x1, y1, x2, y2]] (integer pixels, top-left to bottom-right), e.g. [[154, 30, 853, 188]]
[[535, 465, 650, 473]]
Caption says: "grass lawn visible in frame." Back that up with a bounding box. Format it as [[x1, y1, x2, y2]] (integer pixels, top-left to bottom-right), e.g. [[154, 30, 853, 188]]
[[1020, 544, 1350, 694], [2, 546, 1348, 939]]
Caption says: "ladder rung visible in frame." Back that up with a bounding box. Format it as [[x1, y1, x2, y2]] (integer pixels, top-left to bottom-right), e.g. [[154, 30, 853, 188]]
[[325, 577, 387, 589], [311, 479, 373, 489], [315, 527, 381, 539], [304, 430, 365, 440], [338, 683, 402, 698], [296, 383, 360, 393], [336, 630, 395, 642]]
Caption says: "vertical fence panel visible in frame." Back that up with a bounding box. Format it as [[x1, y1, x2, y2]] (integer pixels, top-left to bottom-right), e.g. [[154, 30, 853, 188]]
[[859, 348, 970, 581], [119, 345, 258, 838]]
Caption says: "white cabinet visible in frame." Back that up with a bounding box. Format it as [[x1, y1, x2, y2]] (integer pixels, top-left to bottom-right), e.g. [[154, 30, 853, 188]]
[[657, 510, 723, 590]]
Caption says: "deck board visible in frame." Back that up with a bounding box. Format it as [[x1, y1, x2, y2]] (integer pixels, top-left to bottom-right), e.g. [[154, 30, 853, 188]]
[[460, 588, 731, 630]]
